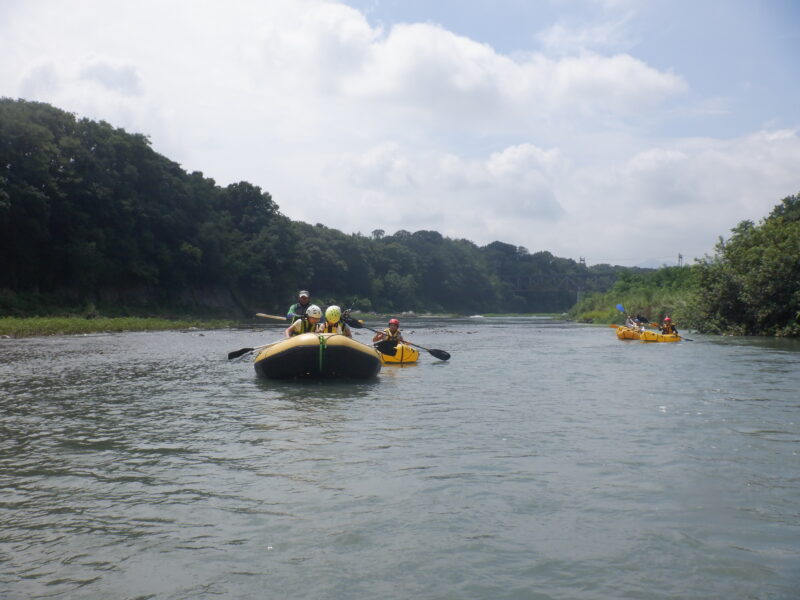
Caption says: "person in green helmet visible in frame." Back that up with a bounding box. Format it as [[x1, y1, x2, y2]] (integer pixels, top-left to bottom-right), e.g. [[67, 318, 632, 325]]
[[317, 305, 352, 338]]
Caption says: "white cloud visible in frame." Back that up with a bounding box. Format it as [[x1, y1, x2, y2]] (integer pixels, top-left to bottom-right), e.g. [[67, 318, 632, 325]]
[[0, 0, 797, 267]]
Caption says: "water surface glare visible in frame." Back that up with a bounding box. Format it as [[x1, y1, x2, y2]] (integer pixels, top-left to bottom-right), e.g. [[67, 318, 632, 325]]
[[1, 318, 799, 599]]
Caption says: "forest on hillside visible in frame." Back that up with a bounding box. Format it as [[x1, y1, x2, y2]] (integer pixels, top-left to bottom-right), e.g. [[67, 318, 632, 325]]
[[1, 98, 638, 317]]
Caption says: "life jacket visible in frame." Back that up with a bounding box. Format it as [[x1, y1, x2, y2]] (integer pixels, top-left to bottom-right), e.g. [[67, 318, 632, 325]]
[[383, 327, 401, 342], [662, 323, 676, 334], [319, 322, 346, 334], [289, 318, 316, 336]]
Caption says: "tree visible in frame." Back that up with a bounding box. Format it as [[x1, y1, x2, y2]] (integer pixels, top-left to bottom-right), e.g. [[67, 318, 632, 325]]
[[692, 193, 800, 336]]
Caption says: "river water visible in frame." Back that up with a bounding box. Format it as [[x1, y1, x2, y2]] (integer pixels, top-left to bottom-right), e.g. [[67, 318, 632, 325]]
[[1, 317, 798, 599]]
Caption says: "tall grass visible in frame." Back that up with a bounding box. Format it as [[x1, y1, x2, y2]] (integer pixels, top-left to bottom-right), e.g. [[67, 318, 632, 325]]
[[0, 317, 235, 338]]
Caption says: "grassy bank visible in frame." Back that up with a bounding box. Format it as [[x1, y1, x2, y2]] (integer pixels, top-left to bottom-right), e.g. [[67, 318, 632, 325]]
[[0, 317, 236, 338]]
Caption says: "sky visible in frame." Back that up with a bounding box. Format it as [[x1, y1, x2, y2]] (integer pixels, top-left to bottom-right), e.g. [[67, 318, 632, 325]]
[[1, 0, 799, 266]]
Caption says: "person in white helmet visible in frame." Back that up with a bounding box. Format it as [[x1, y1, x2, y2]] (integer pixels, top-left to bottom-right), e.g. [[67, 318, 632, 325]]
[[284, 304, 322, 338], [317, 305, 352, 337]]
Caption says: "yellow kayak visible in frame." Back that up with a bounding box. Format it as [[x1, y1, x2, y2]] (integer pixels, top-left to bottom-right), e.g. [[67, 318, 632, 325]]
[[253, 333, 381, 379], [616, 326, 641, 340], [615, 325, 681, 342], [378, 342, 420, 364], [639, 330, 681, 343]]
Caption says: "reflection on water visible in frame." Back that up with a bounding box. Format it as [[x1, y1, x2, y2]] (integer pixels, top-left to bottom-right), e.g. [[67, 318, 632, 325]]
[[1, 321, 799, 599]]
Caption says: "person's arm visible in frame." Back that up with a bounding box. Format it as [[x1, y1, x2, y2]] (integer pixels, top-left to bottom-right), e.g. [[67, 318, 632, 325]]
[[285, 321, 297, 338], [286, 303, 298, 320], [343, 324, 352, 338], [372, 331, 384, 342]]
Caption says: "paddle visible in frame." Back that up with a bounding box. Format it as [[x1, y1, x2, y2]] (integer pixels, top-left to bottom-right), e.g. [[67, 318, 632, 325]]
[[227, 340, 280, 360], [345, 318, 451, 361], [256, 312, 289, 320]]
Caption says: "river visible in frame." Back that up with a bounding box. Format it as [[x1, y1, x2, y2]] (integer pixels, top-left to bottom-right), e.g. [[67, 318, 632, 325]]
[[1, 317, 798, 599]]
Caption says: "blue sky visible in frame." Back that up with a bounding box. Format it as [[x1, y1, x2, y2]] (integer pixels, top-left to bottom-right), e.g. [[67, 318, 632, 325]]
[[1, 0, 798, 266], [348, 0, 800, 138]]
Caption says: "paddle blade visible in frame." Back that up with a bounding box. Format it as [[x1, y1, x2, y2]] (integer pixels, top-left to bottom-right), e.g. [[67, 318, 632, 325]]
[[256, 313, 288, 320], [375, 340, 398, 355], [227, 347, 254, 360], [615, 304, 625, 313], [428, 348, 450, 361]]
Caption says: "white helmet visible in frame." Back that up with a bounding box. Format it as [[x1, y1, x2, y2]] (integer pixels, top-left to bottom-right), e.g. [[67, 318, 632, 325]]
[[325, 305, 341, 324], [306, 304, 322, 319]]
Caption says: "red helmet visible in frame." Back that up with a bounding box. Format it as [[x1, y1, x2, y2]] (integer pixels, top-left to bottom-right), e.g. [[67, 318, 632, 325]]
[[664, 316, 671, 321], [388, 318, 400, 326]]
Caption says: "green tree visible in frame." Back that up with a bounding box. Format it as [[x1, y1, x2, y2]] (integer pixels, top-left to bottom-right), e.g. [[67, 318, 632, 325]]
[[693, 193, 800, 336]]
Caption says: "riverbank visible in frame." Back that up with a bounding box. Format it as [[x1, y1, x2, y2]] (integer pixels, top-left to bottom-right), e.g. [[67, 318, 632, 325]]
[[0, 317, 236, 338]]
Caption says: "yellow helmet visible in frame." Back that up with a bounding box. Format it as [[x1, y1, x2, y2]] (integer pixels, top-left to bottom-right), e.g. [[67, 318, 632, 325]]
[[325, 305, 341, 324]]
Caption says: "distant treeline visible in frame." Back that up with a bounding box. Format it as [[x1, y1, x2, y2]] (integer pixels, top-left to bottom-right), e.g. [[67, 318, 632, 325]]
[[570, 192, 800, 336], [1, 98, 640, 317]]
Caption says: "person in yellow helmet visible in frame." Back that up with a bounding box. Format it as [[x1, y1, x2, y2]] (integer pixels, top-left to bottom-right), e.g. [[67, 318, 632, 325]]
[[317, 305, 352, 338], [284, 304, 322, 337]]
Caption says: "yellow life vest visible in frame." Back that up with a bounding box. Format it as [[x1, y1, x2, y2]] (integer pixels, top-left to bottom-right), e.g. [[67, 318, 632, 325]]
[[383, 328, 401, 342], [289, 319, 316, 336], [319, 322, 345, 334]]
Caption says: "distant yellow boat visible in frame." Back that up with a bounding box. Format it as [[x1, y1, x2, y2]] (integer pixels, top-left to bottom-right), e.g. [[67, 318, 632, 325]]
[[639, 330, 681, 343], [615, 325, 641, 340], [614, 325, 681, 342]]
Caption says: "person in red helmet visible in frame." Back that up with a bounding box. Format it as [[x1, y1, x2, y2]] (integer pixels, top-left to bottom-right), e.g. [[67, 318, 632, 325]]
[[660, 316, 678, 335], [373, 318, 406, 344]]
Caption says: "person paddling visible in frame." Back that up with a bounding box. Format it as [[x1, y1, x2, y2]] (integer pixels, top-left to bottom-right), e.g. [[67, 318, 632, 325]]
[[660, 316, 678, 335], [285, 305, 322, 337], [318, 306, 352, 338], [287, 290, 312, 323], [373, 318, 406, 345]]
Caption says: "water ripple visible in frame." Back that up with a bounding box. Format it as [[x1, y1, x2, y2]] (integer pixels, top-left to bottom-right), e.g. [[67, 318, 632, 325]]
[[1, 324, 799, 598]]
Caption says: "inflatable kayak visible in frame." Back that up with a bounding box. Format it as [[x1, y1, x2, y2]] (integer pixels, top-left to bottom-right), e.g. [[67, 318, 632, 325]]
[[253, 333, 382, 379], [616, 325, 642, 340], [377, 342, 419, 364], [639, 330, 681, 343]]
